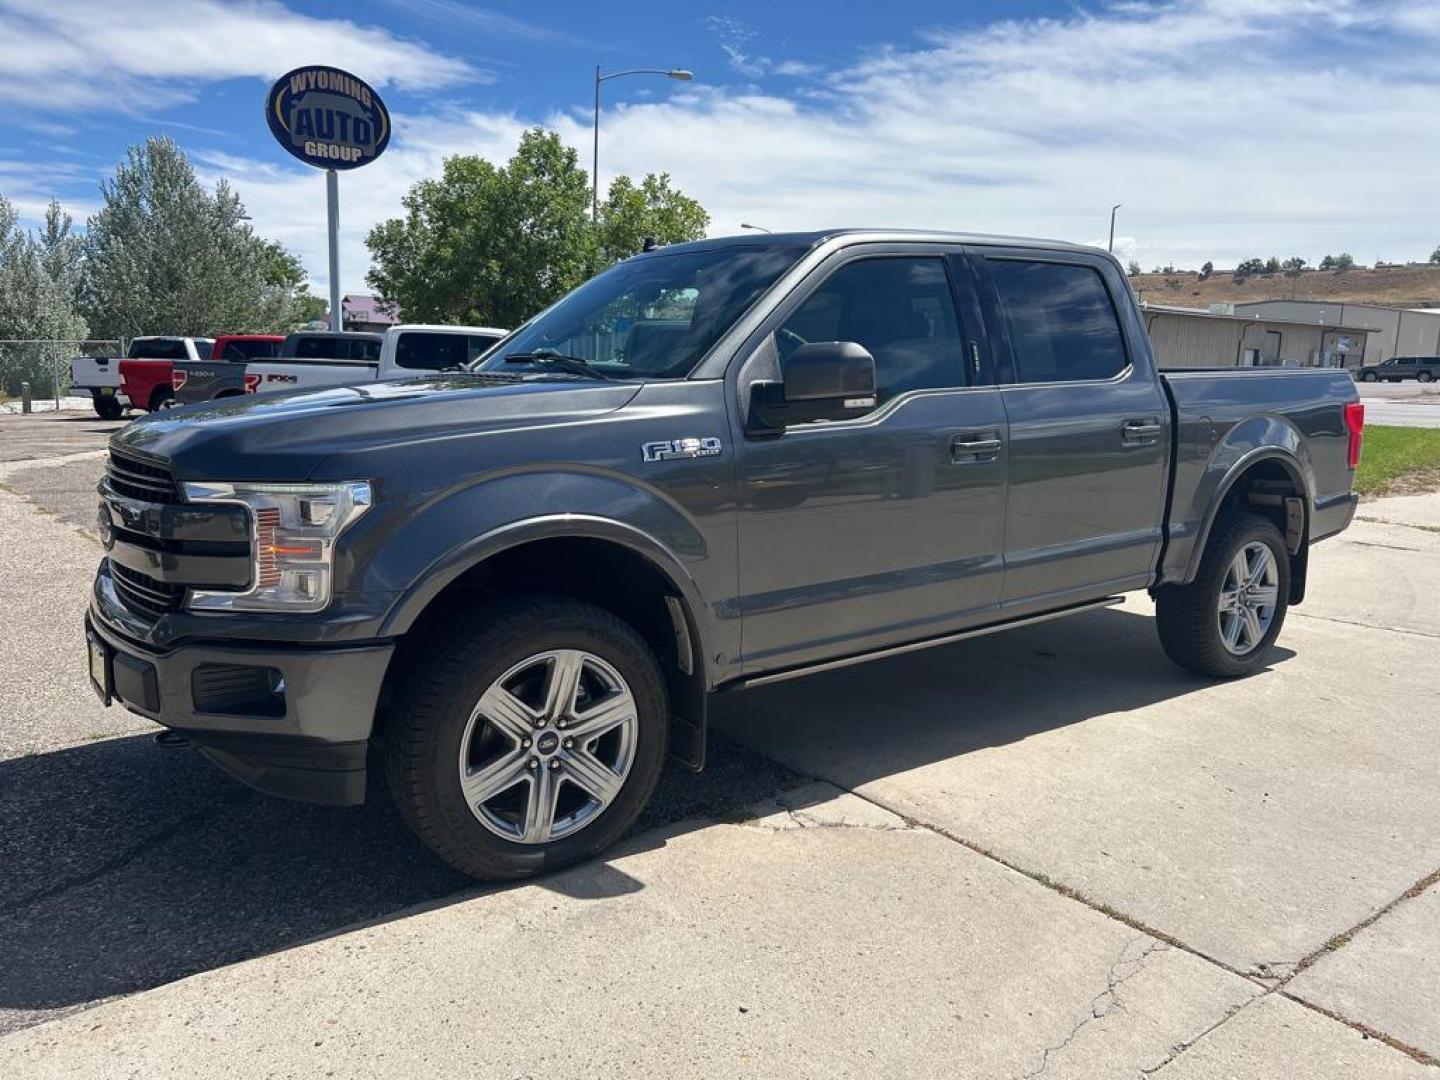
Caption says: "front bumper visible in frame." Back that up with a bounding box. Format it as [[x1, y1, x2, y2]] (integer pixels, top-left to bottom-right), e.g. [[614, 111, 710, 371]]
[[86, 605, 394, 806]]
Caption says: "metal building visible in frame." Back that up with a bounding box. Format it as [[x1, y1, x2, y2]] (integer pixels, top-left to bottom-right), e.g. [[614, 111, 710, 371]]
[[1141, 303, 1375, 369], [1228, 301, 1440, 365]]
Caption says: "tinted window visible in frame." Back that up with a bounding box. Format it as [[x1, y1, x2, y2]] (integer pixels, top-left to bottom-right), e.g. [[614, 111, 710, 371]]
[[128, 339, 187, 360], [220, 339, 282, 362], [478, 245, 805, 380], [394, 332, 469, 370], [356, 338, 381, 362], [988, 260, 1128, 383], [776, 257, 963, 403], [1396, 357, 1416, 366], [468, 334, 502, 362], [293, 336, 337, 359]]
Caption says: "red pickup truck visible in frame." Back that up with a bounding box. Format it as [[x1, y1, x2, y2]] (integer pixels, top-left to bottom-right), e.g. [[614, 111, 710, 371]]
[[116, 337, 214, 414]]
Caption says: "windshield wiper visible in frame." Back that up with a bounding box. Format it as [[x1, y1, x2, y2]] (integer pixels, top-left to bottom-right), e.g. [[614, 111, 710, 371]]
[[502, 352, 612, 381]]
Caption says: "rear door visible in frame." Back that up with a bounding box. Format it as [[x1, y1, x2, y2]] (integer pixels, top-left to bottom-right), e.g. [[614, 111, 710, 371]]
[[732, 244, 1009, 673], [968, 246, 1169, 609]]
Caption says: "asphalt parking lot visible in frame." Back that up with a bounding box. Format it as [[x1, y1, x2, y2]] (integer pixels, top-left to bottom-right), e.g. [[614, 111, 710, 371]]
[[1357, 381, 1440, 427], [0, 408, 1436, 1077]]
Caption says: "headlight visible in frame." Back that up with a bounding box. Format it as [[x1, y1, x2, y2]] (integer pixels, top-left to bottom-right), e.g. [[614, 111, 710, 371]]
[[183, 481, 372, 612]]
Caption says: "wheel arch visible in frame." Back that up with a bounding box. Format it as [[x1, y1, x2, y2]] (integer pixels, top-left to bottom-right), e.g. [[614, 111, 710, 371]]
[[1183, 447, 1313, 604], [378, 516, 711, 770]]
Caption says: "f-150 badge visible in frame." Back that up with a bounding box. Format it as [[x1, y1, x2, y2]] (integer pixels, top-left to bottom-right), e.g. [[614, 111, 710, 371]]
[[641, 437, 723, 462]]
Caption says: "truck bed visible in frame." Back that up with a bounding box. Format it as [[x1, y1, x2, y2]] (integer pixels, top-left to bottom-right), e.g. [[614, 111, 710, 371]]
[[1157, 367, 1359, 586]]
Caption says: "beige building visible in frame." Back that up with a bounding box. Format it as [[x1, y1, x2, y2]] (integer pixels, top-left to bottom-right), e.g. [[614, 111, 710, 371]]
[[1228, 301, 1440, 365], [1141, 303, 1375, 369]]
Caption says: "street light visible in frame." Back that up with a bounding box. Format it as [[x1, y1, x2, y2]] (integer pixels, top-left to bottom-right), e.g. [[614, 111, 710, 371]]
[[1108, 204, 1122, 253], [740, 223, 772, 233], [593, 66, 694, 220]]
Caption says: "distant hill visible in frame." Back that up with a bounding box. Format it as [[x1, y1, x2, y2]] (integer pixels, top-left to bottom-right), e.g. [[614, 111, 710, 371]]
[[1131, 263, 1440, 310]]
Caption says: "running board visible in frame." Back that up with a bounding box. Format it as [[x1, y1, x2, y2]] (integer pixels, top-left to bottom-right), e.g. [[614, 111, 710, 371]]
[[730, 596, 1124, 691]]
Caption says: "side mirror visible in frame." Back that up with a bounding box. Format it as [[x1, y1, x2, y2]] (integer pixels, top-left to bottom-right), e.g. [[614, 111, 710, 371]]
[[750, 341, 877, 431]]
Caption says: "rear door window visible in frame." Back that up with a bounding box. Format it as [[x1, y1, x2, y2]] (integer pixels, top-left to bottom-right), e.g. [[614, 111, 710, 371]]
[[128, 339, 187, 360], [394, 332, 470, 370], [985, 260, 1129, 384], [221, 339, 282, 362]]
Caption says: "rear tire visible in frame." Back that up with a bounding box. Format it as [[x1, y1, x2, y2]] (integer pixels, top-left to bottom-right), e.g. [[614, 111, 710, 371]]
[[386, 595, 668, 880], [1155, 512, 1290, 679], [1419, 371, 1434, 383], [148, 387, 176, 412], [94, 395, 123, 420]]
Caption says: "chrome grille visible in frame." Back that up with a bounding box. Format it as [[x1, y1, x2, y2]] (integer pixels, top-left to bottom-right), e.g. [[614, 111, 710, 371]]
[[111, 562, 184, 618], [107, 451, 178, 503]]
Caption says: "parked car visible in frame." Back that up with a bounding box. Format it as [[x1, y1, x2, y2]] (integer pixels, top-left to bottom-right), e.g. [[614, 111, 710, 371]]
[[243, 325, 508, 395], [85, 230, 1362, 882], [171, 335, 286, 406], [1355, 356, 1439, 382], [112, 338, 214, 417]]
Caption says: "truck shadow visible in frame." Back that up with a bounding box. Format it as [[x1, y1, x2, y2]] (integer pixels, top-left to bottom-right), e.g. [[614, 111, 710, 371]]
[[0, 605, 1289, 1029]]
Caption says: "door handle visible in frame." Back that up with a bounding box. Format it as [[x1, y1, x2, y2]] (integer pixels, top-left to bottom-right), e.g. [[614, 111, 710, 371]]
[[1121, 418, 1163, 444], [950, 432, 1003, 463]]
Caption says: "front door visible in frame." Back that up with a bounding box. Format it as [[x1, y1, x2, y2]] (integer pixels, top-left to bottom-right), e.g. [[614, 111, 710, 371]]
[[969, 248, 1170, 610], [733, 249, 1009, 675]]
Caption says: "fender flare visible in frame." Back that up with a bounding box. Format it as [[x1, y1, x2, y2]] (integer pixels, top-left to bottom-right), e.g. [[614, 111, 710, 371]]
[[378, 512, 712, 680], [1182, 446, 1312, 584]]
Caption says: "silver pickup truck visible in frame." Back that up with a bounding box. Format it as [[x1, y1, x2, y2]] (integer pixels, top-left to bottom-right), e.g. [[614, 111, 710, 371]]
[[86, 229, 1362, 881]]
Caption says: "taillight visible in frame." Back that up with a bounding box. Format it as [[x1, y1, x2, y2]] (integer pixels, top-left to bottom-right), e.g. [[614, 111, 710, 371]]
[[244, 373, 261, 394], [1344, 400, 1365, 469], [171, 369, 188, 392]]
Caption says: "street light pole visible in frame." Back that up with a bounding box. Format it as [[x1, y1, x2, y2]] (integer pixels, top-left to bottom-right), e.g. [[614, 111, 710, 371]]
[[1108, 204, 1122, 253], [592, 66, 694, 221]]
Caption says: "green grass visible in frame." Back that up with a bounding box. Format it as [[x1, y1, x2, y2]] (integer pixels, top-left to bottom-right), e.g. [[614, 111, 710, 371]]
[[1354, 425, 1440, 498]]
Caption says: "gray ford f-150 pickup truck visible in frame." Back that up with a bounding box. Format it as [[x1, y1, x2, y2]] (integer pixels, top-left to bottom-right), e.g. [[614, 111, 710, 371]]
[[85, 230, 1364, 880]]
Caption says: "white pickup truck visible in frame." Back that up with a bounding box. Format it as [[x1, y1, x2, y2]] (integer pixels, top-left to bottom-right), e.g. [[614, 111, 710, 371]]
[[244, 324, 509, 396], [70, 337, 212, 419]]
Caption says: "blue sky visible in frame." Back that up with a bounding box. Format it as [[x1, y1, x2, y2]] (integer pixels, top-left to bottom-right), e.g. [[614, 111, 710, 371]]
[[2, 0, 1437, 294]]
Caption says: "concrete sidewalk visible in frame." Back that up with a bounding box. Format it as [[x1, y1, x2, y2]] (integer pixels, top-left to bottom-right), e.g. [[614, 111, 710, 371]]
[[0, 479, 1436, 1077]]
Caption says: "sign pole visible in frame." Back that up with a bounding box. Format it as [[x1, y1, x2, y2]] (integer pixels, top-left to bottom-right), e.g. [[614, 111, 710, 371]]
[[326, 169, 342, 332]]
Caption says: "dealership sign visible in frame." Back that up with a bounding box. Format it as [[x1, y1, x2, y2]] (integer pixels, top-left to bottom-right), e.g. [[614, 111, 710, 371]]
[[265, 66, 390, 170]]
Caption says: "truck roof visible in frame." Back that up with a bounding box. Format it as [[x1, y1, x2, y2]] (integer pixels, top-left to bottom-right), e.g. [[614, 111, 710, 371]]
[[643, 228, 1098, 258], [388, 323, 508, 336]]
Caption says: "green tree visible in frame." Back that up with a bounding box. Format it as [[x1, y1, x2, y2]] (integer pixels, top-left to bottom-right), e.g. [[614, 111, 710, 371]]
[[1282, 256, 1307, 276], [1198, 260, 1214, 281], [80, 137, 309, 338], [0, 194, 89, 394], [1332, 252, 1355, 271], [1430, 246, 1440, 265], [1234, 257, 1266, 280], [366, 128, 710, 328], [1126, 260, 1141, 277], [367, 130, 593, 328], [595, 173, 708, 266], [1263, 256, 1282, 275]]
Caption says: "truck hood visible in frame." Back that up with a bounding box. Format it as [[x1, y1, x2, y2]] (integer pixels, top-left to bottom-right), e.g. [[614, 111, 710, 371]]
[[111, 373, 643, 481]]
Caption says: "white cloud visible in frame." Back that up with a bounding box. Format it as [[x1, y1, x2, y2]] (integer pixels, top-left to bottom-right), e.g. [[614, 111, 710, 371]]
[[20, 0, 1440, 291], [0, 0, 479, 111]]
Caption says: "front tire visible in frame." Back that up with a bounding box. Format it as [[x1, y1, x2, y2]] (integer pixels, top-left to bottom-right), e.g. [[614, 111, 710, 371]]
[[1155, 512, 1290, 678], [386, 595, 668, 880], [1361, 371, 1377, 382]]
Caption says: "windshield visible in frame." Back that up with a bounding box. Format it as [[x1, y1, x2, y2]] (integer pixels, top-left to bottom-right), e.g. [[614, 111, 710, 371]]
[[475, 244, 806, 380]]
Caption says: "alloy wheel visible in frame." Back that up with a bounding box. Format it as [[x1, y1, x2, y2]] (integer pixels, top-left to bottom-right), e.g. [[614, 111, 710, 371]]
[[457, 649, 638, 844], [1216, 541, 1280, 656]]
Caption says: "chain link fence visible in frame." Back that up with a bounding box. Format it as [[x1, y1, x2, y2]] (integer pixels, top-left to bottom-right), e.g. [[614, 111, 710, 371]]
[[0, 340, 125, 409]]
